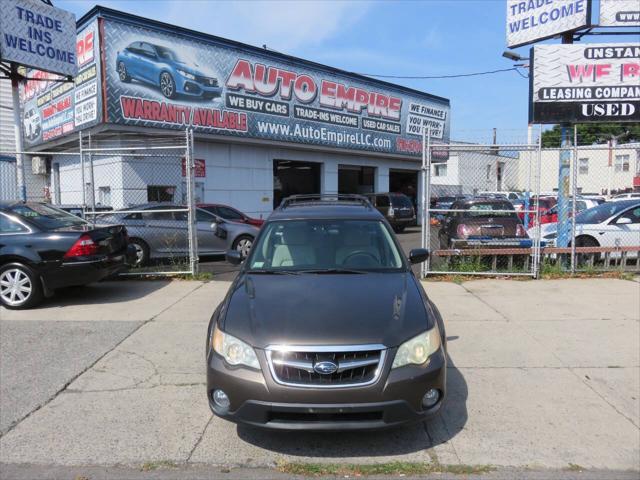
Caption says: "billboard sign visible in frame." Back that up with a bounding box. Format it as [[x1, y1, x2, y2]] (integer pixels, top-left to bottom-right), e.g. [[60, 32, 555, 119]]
[[599, 0, 640, 27], [20, 20, 103, 146], [506, 0, 591, 48], [102, 19, 449, 159], [0, 0, 78, 77], [530, 43, 640, 123]]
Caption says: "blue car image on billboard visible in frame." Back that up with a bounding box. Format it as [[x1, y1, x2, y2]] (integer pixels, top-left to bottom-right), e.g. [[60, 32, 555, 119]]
[[116, 41, 223, 100]]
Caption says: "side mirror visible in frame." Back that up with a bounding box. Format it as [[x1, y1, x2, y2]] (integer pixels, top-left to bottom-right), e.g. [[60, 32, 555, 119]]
[[409, 248, 429, 264], [226, 250, 243, 265], [210, 222, 218, 233], [616, 217, 632, 225]]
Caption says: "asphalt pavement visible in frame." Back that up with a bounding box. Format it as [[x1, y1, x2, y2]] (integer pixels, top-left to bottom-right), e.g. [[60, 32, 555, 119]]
[[1, 277, 638, 479]]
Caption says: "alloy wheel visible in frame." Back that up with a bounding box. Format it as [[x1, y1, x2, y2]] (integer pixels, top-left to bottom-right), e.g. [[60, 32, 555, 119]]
[[160, 73, 174, 98], [236, 238, 253, 259], [118, 62, 127, 81], [0, 268, 32, 307]]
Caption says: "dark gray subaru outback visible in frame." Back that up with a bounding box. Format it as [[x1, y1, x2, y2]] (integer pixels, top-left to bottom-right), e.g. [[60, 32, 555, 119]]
[[206, 195, 446, 430]]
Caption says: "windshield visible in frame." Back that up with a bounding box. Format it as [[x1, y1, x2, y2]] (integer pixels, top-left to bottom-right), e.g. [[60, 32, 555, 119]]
[[575, 202, 637, 224], [9, 203, 86, 229], [247, 219, 404, 272], [155, 45, 184, 63], [391, 195, 413, 208]]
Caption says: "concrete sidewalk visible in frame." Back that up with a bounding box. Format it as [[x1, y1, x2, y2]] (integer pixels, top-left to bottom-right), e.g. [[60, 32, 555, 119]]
[[0, 278, 638, 477]]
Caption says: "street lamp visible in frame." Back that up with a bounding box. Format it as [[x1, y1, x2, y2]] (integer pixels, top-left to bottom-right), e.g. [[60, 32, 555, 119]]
[[502, 50, 529, 62]]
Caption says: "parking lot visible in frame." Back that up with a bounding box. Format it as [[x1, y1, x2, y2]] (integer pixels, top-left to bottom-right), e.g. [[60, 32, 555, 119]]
[[1, 275, 638, 479]]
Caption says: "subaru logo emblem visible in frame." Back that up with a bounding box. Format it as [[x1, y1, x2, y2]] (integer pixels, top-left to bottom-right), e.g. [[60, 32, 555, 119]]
[[313, 360, 338, 375]]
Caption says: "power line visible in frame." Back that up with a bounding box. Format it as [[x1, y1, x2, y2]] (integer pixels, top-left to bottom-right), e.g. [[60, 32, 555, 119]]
[[356, 67, 521, 80]]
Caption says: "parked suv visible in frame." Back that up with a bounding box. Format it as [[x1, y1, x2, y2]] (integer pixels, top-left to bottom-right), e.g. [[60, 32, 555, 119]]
[[206, 194, 446, 430], [365, 192, 416, 232]]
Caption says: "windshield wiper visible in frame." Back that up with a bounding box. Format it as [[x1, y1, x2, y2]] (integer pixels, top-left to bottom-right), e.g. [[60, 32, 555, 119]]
[[297, 268, 367, 274], [247, 270, 302, 275]]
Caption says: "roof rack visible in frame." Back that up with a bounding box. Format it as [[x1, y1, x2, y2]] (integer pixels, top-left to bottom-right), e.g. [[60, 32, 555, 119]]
[[279, 194, 372, 209]]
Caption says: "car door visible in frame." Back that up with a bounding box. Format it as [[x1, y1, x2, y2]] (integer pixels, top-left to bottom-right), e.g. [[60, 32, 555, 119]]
[[596, 206, 640, 249], [124, 42, 143, 78], [137, 43, 159, 83], [195, 208, 227, 254], [142, 207, 188, 255]]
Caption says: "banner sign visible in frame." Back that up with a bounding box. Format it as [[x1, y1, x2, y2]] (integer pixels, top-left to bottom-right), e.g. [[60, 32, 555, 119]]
[[102, 19, 449, 158], [506, 0, 591, 48], [20, 20, 103, 146], [530, 43, 640, 123], [599, 0, 640, 27], [0, 0, 78, 77]]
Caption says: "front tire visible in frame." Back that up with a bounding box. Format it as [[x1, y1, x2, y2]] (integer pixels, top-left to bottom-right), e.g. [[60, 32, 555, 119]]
[[159, 72, 176, 99], [573, 235, 600, 264], [0, 263, 43, 309], [232, 235, 254, 260]]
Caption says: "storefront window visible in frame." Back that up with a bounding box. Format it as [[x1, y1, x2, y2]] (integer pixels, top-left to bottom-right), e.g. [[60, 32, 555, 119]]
[[148, 185, 176, 202]]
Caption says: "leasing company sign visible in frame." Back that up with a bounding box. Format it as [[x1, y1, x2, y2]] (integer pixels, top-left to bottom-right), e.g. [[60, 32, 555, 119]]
[[530, 43, 640, 123], [506, 0, 591, 48], [0, 0, 77, 77]]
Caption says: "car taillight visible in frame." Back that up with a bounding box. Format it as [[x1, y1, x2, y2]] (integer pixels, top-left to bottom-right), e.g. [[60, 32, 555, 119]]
[[456, 224, 471, 238], [64, 234, 100, 259], [515, 224, 527, 237]]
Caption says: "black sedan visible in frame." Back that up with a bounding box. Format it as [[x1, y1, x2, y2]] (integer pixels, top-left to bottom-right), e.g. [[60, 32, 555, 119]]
[[0, 202, 136, 309]]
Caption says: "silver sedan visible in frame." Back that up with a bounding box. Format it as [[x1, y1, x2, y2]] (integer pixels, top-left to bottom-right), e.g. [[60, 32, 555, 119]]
[[98, 203, 259, 266]]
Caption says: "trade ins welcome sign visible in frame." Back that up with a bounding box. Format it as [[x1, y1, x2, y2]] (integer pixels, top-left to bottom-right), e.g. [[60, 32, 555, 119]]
[[0, 0, 77, 77]]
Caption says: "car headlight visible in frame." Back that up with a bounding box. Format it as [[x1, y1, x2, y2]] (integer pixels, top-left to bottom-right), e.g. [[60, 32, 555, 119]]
[[212, 323, 259, 369], [177, 69, 196, 80], [392, 325, 441, 369], [543, 232, 557, 240]]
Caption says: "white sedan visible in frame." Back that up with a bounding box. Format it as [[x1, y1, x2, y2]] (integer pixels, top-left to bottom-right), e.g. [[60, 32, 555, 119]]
[[530, 200, 640, 256]]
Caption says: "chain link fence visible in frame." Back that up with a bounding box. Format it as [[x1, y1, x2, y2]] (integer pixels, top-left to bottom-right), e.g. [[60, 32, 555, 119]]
[[1, 129, 199, 276], [420, 132, 640, 277]]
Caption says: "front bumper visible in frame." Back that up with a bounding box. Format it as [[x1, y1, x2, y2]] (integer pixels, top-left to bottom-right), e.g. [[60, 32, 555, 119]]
[[206, 347, 446, 430], [176, 77, 222, 98]]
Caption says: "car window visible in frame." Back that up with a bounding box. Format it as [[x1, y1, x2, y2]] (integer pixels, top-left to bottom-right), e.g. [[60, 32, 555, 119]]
[[0, 214, 29, 234], [616, 207, 640, 224], [8, 203, 86, 229], [217, 206, 244, 220], [462, 202, 516, 218], [247, 220, 403, 272], [196, 209, 216, 222], [576, 202, 637, 224], [140, 43, 156, 57]]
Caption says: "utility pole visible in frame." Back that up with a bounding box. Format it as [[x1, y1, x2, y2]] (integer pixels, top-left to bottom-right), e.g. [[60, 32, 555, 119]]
[[10, 64, 26, 201], [555, 32, 573, 250]]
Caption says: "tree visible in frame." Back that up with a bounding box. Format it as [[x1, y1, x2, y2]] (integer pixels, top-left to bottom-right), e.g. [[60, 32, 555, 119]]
[[541, 123, 640, 148]]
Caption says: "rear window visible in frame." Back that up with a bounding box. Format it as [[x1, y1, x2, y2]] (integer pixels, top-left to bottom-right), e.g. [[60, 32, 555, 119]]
[[462, 202, 517, 218], [8, 203, 86, 229], [391, 195, 413, 208]]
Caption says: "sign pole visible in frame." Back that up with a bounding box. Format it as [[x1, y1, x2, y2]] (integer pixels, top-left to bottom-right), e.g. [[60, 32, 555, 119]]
[[10, 64, 26, 202], [555, 33, 573, 252]]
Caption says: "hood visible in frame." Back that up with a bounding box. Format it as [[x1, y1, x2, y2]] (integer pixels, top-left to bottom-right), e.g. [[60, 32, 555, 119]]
[[221, 272, 432, 349]]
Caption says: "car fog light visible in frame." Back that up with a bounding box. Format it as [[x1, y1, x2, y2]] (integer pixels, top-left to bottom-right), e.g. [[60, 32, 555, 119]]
[[212, 389, 230, 410], [422, 389, 440, 409]]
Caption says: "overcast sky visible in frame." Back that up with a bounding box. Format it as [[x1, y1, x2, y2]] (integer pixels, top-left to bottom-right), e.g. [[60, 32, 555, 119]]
[[55, 0, 632, 143]]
